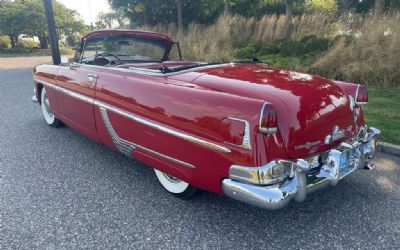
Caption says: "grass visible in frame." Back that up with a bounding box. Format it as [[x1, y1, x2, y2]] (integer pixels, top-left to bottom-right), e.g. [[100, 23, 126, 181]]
[[0, 48, 75, 57], [364, 88, 400, 145]]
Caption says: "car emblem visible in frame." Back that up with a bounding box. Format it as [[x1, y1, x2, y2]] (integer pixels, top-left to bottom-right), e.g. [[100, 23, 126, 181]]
[[325, 126, 347, 145], [295, 140, 322, 150]]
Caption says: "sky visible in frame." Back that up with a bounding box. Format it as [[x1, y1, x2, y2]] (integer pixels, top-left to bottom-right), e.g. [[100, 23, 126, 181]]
[[58, 0, 112, 25]]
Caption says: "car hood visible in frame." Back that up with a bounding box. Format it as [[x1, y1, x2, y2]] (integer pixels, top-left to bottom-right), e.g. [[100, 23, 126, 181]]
[[191, 63, 356, 159]]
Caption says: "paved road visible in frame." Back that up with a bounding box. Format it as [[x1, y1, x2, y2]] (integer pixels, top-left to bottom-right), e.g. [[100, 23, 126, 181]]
[[1, 68, 400, 249]]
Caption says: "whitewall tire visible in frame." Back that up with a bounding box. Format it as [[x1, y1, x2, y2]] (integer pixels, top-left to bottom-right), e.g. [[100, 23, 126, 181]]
[[154, 169, 197, 199], [41, 87, 62, 127]]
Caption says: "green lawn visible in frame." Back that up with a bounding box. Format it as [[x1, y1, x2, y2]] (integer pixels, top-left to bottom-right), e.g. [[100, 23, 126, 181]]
[[364, 88, 400, 145]]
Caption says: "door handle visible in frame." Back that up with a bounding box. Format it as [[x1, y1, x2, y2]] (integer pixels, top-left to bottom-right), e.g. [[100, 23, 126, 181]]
[[87, 73, 98, 82]]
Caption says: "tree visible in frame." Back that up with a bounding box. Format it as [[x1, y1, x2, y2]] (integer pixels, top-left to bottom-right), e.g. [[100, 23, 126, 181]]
[[0, 1, 26, 47], [224, 0, 231, 15], [0, 0, 87, 48], [176, 0, 183, 32], [374, 0, 384, 17], [96, 10, 130, 29], [283, 0, 293, 39]]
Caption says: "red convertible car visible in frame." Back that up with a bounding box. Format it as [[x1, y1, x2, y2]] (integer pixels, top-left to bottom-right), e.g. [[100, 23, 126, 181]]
[[32, 30, 380, 209]]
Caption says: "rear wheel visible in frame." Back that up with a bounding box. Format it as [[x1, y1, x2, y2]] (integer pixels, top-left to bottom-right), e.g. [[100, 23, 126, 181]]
[[154, 169, 197, 199], [41, 87, 62, 127]]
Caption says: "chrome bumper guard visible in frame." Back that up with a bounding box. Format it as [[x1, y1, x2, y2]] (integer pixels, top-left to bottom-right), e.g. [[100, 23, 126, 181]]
[[222, 127, 381, 210]]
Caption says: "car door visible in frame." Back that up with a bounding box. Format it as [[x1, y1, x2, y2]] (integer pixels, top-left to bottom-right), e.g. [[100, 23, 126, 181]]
[[55, 63, 101, 141]]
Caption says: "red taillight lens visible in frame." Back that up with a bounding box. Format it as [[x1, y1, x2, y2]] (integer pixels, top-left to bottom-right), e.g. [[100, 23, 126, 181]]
[[356, 85, 368, 106], [259, 103, 278, 134]]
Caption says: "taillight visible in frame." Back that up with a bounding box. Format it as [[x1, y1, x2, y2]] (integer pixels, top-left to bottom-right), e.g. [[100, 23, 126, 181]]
[[259, 103, 278, 134], [356, 85, 368, 106]]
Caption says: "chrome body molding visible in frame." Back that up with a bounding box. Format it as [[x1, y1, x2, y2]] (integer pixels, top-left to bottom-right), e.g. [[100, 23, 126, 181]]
[[94, 100, 231, 154], [34, 79, 94, 105], [70, 62, 232, 77], [99, 107, 195, 169], [33, 78, 231, 154], [225, 117, 251, 150], [222, 127, 381, 209], [99, 107, 136, 157]]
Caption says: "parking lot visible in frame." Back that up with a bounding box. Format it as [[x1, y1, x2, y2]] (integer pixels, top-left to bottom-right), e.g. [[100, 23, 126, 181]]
[[1, 67, 399, 249]]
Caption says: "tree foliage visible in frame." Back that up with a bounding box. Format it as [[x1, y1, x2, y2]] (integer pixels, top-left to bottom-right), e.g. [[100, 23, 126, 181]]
[[0, 0, 87, 48]]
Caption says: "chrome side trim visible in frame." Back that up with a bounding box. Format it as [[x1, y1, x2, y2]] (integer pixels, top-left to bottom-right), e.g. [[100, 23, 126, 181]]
[[99, 107, 136, 157], [34, 79, 94, 105], [33, 79, 231, 154], [100, 107, 195, 169], [73, 62, 232, 76], [94, 100, 231, 154], [226, 117, 251, 150]]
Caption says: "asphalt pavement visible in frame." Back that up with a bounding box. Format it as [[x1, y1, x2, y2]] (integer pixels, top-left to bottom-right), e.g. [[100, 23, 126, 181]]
[[1, 68, 399, 249]]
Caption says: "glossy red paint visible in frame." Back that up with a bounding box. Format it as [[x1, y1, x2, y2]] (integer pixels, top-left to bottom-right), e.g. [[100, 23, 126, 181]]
[[32, 30, 368, 195]]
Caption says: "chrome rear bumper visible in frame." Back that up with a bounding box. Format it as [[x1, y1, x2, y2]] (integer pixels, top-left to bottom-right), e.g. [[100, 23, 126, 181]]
[[222, 127, 381, 210]]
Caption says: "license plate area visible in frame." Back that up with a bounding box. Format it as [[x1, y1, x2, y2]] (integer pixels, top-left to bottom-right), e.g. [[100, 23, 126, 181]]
[[338, 144, 361, 177], [339, 151, 350, 168]]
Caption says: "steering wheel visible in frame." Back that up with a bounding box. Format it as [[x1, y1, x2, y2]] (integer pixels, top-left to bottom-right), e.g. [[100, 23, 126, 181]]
[[93, 52, 121, 66]]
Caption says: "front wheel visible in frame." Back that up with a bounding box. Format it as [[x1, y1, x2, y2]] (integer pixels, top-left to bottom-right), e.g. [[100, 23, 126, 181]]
[[154, 169, 197, 199], [41, 87, 63, 127]]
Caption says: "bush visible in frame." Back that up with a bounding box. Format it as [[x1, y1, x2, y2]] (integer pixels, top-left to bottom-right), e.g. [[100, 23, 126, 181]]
[[280, 40, 307, 56], [0, 36, 11, 48], [17, 39, 40, 49], [300, 35, 330, 53], [234, 42, 258, 59]]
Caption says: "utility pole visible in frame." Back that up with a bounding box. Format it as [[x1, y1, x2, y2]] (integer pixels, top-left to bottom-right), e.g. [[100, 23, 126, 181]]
[[43, 0, 61, 65]]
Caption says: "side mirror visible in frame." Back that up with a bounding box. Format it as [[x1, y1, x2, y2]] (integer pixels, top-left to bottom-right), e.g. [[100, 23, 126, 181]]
[[61, 56, 69, 65]]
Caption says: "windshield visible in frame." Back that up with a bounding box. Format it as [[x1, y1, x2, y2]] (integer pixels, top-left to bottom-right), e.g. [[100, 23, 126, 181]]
[[81, 36, 169, 63]]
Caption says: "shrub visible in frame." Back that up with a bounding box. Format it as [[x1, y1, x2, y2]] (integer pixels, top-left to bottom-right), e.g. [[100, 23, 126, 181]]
[[280, 40, 307, 56], [0, 36, 11, 48], [300, 35, 330, 53], [234, 42, 258, 59], [17, 39, 40, 49]]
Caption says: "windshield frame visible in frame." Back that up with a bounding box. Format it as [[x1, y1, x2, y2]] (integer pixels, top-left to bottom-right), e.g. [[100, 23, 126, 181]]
[[75, 33, 174, 64]]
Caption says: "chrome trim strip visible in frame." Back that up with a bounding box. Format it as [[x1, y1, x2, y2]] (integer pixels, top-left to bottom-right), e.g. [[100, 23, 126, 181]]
[[34, 79, 94, 105], [226, 117, 251, 150], [73, 63, 232, 76], [33, 79, 231, 154], [99, 107, 136, 157], [100, 107, 195, 169], [95, 100, 231, 153]]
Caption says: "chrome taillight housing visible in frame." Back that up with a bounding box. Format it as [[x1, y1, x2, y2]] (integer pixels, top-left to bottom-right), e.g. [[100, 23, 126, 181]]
[[356, 85, 368, 106], [259, 102, 278, 134]]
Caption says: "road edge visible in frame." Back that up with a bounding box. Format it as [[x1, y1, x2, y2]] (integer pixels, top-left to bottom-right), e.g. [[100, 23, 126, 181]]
[[379, 142, 400, 156]]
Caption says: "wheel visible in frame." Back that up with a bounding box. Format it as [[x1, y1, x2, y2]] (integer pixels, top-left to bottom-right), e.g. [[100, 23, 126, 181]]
[[154, 169, 197, 199], [41, 87, 63, 127]]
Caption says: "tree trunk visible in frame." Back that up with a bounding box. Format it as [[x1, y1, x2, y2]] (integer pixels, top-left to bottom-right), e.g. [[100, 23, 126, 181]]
[[8, 35, 18, 48], [176, 0, 183, 33], [224, 0, 230, 16], [38, 35, 49, 49], [374, 0, 383, 18], [143, 0, 148, 29], [283, 0, 293, 39]]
